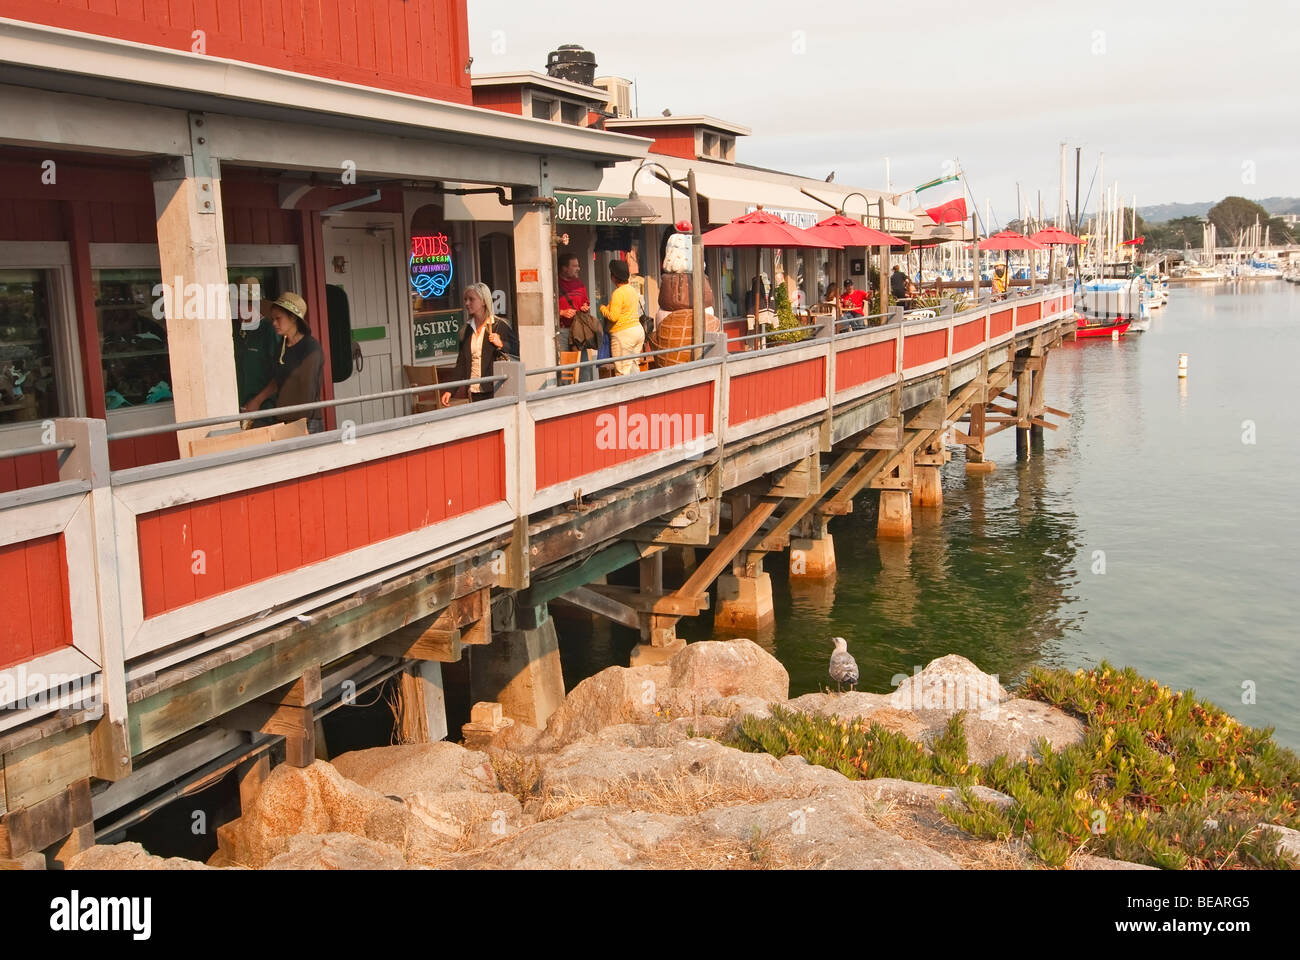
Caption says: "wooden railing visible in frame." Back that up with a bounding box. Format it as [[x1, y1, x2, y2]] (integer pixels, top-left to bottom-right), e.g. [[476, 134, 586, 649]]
[[0, 287, 1073, 736]]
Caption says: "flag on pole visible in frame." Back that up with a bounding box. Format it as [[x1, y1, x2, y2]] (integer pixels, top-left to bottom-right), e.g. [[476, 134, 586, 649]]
[[915, 175, 967, 225]]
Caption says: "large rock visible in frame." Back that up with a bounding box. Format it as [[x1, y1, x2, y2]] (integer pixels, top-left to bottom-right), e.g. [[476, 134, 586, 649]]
[[331, 742, 497, 796], [954, 698, 1086, 763], [889, 654, 1010, 718], [783, 691, 929, 739], [262, 833, 409, 870], [70, 842, 219, 870], [1258, 823, 1300, 862], [666, 639, 789, 708], [218, 760, 451, 868], [451, 806, 683, 870], [858, 777, 1015, 810], [694, 795, 961, 869], [405, 791, 525, 846], [540, 663, 670, 747], [536, 738, 817, 802]]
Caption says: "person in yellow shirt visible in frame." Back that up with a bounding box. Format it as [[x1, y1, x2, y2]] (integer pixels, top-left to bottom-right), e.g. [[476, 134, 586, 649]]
[[600, 259, 645, 376]]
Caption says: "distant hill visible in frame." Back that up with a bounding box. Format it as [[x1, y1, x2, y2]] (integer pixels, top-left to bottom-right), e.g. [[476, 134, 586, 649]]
[[1139, 197, 1300, 223]]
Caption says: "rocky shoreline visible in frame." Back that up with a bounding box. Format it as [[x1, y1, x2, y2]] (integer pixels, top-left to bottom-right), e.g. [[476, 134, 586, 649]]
[[72, 640, 1300, 870]]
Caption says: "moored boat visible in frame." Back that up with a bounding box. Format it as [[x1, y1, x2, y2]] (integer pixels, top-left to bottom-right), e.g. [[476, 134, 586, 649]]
[[1076, 316, 1132, 338]]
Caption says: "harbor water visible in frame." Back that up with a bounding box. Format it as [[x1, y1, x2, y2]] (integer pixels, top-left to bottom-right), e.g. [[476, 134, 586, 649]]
[[562, 282, 1300, 749]]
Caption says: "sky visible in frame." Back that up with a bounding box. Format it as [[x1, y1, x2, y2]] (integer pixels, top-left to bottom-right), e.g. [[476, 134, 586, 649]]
[[468, 0, 1300, 228]]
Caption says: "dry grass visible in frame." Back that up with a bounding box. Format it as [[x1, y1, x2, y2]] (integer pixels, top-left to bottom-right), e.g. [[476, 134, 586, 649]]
[[637, 828, 823, 870], [489, 750, 543, 803]]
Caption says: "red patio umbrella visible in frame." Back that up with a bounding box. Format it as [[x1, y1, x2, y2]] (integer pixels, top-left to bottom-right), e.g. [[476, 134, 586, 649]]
[[803, 214, 905, 248], [1030, 227, 1083, 246], [978, 230, 1046, 251], [701, 209, 841, 338], [803, 215, 905, 321], [978, 231, 1045, 292], [700, 209, 842, 249], [1031, 227, 1083, 284]]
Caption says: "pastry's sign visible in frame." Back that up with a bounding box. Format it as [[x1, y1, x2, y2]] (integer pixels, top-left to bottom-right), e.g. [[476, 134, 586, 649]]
[[554, 193, 634, 226]]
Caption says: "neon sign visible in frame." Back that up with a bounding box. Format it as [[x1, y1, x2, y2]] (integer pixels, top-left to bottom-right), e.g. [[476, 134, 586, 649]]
[[410, 233, 454, 298]]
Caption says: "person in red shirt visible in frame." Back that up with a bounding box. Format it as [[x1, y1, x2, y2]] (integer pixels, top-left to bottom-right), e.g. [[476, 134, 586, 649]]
[[840, 279, 868, 330]]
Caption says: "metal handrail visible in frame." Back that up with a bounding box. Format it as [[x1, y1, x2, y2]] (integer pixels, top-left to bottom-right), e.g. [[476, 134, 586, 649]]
[[729, 322, 823, 345], [529, 338, 719, 378], [834, 310, 893, 329], [0, 440, 75, 461], [106, 375, 505, 441]]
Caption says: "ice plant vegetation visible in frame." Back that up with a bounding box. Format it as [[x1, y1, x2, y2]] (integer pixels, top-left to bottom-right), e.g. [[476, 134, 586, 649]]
[[726, 663, 1300, 869]]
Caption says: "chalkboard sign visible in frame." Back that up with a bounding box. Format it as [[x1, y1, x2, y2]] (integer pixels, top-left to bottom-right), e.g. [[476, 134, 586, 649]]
[[413, 308, 463, 360]]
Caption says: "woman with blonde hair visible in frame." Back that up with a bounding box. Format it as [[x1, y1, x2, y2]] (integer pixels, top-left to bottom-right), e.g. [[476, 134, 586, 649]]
[[442, 282, 518, 405]]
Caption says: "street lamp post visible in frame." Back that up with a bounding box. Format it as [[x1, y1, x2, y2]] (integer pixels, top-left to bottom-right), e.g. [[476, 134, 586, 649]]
[[613, 160, 706, 357]]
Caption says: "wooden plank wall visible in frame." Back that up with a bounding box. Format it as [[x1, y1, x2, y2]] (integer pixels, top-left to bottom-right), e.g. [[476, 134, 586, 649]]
[[0, 533, 74, 670], [2, 0, 473, 104], [135, 430, 506, 618], [990, 308, 1015, 338], [0, 453, 59, 495]]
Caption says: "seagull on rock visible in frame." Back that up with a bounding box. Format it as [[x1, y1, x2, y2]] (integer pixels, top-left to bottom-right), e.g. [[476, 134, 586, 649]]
[[829, 637, 859, 693]]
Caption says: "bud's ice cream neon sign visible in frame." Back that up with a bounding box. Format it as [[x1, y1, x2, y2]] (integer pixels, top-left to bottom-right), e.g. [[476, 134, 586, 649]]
[[410, 233, 453, 297]]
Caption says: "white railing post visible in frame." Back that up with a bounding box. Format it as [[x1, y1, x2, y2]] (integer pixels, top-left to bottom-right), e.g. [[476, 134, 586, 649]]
[[56, 417, 132, 780], [495, 360, 531, 589]]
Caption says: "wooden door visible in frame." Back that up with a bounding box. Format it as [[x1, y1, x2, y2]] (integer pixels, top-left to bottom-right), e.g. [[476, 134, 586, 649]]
[[324, 224, 402, 427]]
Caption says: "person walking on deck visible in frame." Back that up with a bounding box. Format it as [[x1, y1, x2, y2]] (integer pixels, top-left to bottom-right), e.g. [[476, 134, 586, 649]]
[[441, 282, 518, 405], [600, 259, 644, 376]]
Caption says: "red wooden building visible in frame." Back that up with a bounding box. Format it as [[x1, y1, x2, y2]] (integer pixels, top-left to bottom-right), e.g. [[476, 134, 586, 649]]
[[0, 2, 646, 488]]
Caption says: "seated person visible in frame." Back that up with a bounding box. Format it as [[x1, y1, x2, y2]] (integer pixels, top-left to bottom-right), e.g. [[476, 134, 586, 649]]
[[839, 278, 868, 330]]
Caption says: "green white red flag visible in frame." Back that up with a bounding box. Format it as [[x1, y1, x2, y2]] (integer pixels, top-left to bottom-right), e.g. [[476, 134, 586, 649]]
[[915, 175, 967, 225]]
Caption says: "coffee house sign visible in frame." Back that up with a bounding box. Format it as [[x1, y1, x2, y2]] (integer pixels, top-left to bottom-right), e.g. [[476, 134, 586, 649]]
[[554, 193, 632, 226]]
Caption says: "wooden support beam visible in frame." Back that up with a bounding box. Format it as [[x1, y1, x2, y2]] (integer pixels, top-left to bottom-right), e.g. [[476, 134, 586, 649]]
[[557, 586, 641, 631], [372, 587, 490, 662], [754, 447, 867, 552], [854, 416, 902, 450], [1028, 417, 1058, 431], [126, 550, 502, 756], [1044, 405, 1071, 419], [586, 583, 710, 616], [826, 448, 893, 504], [674, 497, 782, 602], [906, 397, 946, 431], [627, 503, 712, 545]]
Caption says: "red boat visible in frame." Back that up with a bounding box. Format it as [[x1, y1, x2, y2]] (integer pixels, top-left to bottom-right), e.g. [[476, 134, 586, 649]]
[[1075, 316, 1131, 339]]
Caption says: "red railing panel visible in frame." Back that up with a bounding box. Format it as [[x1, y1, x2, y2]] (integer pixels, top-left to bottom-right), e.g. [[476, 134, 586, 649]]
[[136, 430, 505, 618], [1017, 301, 1042, 326], [834, 340, 896, 392], [729, 357, 826, 426], [952, 317, 986, 354], [534, 382, 714, 489], [990, 308, 1014, 337], [902, 329, 947, 369], [0, 532, 74, 669]]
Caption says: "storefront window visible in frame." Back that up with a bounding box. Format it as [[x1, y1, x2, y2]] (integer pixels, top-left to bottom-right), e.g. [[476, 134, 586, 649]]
[[227, 266, 293, 407], [94, 268, 168, 409], [0, 269, 59, 425]]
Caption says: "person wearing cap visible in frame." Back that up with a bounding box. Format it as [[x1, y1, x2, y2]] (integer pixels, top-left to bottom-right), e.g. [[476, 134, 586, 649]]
[[240, 292, 325, 432], [992, 263, 1009, 297], [840, 278, 868, 330]]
